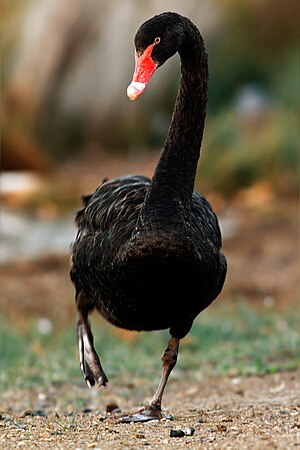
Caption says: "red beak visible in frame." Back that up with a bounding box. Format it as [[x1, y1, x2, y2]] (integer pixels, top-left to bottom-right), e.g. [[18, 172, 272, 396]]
[[127, 43, 158, 101]]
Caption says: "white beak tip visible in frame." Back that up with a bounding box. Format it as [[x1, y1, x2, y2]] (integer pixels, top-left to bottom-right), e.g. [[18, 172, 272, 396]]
[[127, 81, 146, 100]]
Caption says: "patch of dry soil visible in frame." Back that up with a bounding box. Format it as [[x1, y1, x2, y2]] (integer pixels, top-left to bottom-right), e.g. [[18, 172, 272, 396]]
[[1, 370, 299, 449]]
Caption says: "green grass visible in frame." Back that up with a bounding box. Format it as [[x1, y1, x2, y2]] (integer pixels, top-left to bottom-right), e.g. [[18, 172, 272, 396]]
[[0, 300, 299, 390]]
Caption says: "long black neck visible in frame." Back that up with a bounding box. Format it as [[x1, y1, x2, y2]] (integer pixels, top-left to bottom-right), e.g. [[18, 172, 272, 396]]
[[141, 19, 208, 225]]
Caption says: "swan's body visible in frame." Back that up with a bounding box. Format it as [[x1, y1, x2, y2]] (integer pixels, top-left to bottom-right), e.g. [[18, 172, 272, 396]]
[[71, 12, 227, 422]]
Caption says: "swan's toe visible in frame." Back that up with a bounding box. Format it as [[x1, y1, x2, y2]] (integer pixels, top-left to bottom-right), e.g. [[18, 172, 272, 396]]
[[84, 371, 108, 389], [117, 405, 172, 423]]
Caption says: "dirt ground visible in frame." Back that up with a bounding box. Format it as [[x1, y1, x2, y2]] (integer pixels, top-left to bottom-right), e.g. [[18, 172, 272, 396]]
[[1, 153, 299, 448], [1, 370, 299, 449]]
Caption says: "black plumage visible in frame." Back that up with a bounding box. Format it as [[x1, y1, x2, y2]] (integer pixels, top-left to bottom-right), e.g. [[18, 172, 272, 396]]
[[70, 12, 227, 422]]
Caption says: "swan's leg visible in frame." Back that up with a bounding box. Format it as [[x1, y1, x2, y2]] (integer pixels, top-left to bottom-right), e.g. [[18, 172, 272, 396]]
[[118, 336, 180, 422], [76, 293, 108, 388]]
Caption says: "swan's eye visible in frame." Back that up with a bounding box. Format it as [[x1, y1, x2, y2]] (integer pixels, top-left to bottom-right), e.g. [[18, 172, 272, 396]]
[[154, 37, 161, 45]]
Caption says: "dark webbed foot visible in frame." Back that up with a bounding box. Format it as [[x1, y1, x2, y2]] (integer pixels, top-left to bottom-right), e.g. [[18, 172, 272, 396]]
[[118, 336, 180, 423], [76, 294, 108, 388], [118, 404, 172, 423]]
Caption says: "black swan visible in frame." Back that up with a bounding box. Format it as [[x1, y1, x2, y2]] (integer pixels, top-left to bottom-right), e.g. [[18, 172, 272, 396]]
[[70, 11, 227, 422]]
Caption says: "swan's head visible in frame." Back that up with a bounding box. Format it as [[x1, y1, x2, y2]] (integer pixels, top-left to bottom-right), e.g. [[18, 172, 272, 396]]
[[127, 12, 184, 101]]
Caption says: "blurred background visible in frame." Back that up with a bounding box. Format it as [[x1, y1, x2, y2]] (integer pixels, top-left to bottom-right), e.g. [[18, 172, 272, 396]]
[[1, 0, 299, 394]]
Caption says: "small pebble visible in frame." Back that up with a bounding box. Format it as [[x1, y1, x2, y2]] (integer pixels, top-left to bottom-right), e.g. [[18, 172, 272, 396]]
[[95, 414, 106, 421], [183, 426, 195, 436], [236, 389, 244, 396], [82, 408, 92, 414], [21, 409, 47, 418], [37, 392, 47, 402], [245, 407, 255, 418], [170, 427, 195, 438], [14, 423, 27, 430], [170, 429, 185, 438], [136, 433, 146, 439], [106, 403, 120, 414], [36, 318, 53, 335]]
